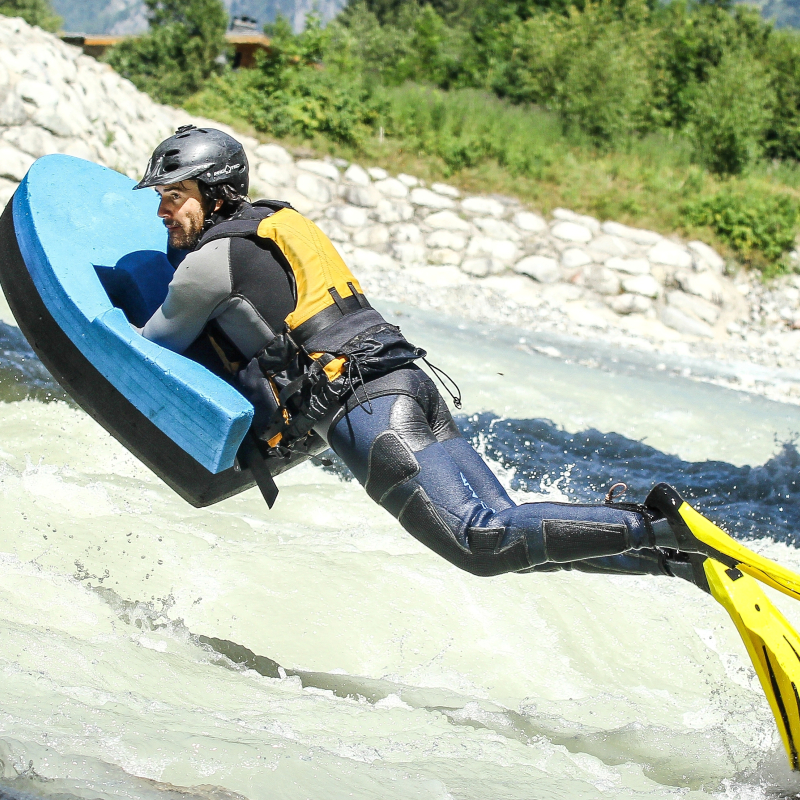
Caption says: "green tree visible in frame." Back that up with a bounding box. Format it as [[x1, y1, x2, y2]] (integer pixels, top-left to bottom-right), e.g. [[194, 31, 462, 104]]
[[105, 0, 228, 105], [0, 0, 61, 31]]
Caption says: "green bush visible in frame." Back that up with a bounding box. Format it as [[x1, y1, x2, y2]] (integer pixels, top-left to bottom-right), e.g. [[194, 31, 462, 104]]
[[0, 0, 60, 31], [688, 50, 774, 175], [105, 0, 228, 106], [683, 191, 800, 265]]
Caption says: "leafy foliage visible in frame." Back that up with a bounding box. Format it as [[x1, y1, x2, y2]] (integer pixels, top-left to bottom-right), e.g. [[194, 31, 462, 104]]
[[105, 0, 228, 105], [0, 0, 61, 31]]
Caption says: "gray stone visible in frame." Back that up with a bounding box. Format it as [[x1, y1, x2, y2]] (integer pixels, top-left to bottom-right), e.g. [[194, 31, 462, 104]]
[[296, 159, 339, 182], [688, 240, 725, 273], [426, 229, 466, 250], [660, 306, 714, 338], [648, 240, 692, 269], [550, 221, 593, 243], [374, 177, 408, 199], [606, 293, 652, 315], [512, 211, 547, 234], [666, 290, 720, 325], [552, 207, 600, 233], [2, 124, 58, 158], [344, 184, 380, 208], [424, 210, 471, 231], [256, 161, 292, 186], [344, 163, 370, 186], [589, 234, 633, 258], [461, 257, 504, 277], [621, 274, 661, 298], [0, 91, 27, 125], [16, 78, 59, 109], [461, 196, 504, 217], [561, 248, 592, 269], [315, 218, 350, 242], [255, 143, 293, 164], [431, 182, 460, 198], [374, 199, 414, 224], [606, 256, 650, 275], [397, 173, 419, 187], [601, 220, 662, 245], [0, 144, 34, 181], [428, 248, 462, 265], [410, 188, 455, 210], [391, 242, 427, 264], [514, 255, 560, 283], [466, 236, 518, 262], [349, 247, 396, 271], [586, 266, 621, 296], [472, 218, 521, 241], [335, 204, 369, 228], [296, 173, 332, 204], [390, 223, 422, 243], [367, 166, 388, 180], [353, 224, 390, 248], [675, 269, 724, 305]]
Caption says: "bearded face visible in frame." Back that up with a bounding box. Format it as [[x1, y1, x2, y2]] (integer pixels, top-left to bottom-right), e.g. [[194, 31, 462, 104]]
[[154, 180, 208, 250]]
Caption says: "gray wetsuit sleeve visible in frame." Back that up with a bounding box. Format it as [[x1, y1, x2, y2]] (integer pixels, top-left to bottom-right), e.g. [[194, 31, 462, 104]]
[[141, 239, 232, 354]]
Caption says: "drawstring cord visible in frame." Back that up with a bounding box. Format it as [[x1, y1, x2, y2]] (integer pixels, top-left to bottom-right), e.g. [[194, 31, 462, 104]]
[[346, 355, 373, 415], [423, 358, 462, 410]]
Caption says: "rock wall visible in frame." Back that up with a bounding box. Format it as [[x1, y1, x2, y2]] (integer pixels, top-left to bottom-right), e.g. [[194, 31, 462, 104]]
[[0, 14, 797, 374]]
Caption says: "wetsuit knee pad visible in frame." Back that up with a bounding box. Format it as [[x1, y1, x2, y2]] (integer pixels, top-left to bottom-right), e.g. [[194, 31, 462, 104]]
[[542, 519, 630, 563], [398, 488, 530, 577], [365, 431, 420, 504]]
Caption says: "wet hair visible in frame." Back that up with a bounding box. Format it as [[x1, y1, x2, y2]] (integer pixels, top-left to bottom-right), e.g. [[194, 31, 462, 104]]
[[197, 180, 249, 219]]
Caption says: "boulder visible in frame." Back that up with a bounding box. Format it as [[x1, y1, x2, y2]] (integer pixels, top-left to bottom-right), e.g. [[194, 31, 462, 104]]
[[472, 218, 520, 241], [2, 124, 57, 158], [391, 223, 423, 243], [588, 234, 633, 258], [607, 293, 652, 315], [344, 184, 380, 208], [296, 159, 339, 182], [296, 173, 332, 205], [349, 247, 396, 271], [466, 236, 518, 262], [514, 255, 560, 283], [367, 166, 388, 180], [660, 306, 714, 338], [601, 220, 662, 245], [344, 163, 370, 186], [552, 207, 600, 233], [648, 240, 692, 269], [397, 173, 419, 187], [431, 182, 460, 198], [666, 290, 720, 325], [256, 162, 292, 187], [0, 91, 27, 126], [550, 221, 593, 243], [315, 219, 350, 242], [621, 274, 661, 298], [374, 177, 408, 199], [675, 269, 724, 305], [426, 230, 466, 250], [334, 204, 369, 228], [606, 256, 650, 275], [0, 144, 34, 181], [410, 188, 455, 210], [561, 248, 592, 269], [512, 211, 547, 234], [353, 224, 390, 248], [461, 256, 504, 277], [428, 248, 462, 265], [461, 196, 504, 217], [391, 242, 427, 264], [374, 199, 414, 223], [255, 142, 293, 164], [424, 210, 471, 231], [688, 240, 725, 273], [585, 266, 621, 296], [16, 78, 59, 110]]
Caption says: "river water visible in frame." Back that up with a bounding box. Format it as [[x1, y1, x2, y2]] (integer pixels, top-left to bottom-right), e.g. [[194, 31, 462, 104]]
[[2, 299, 800, 800]]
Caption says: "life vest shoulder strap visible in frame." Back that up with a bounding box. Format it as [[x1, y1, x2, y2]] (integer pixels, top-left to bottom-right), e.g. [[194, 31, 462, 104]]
[[197, 200, 294, 248]]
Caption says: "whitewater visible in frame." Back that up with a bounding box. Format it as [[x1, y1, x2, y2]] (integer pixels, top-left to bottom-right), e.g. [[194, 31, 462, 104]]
[[1, 293, 800, 800]]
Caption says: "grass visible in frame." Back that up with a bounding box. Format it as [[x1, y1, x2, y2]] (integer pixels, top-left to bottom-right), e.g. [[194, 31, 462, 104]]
[[184, 83, 800, 274]]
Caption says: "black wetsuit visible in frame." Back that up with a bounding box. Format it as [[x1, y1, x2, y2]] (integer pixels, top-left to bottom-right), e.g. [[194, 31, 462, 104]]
[[142, 204, 688, 581]]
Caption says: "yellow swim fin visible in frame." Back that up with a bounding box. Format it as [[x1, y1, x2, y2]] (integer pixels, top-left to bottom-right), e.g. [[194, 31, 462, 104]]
[[647, 483, 800, 603], [704, 558, 800, 770]]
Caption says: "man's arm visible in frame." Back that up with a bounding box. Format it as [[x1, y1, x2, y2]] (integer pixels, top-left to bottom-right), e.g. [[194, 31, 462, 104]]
[[141, 239, 232, 354]]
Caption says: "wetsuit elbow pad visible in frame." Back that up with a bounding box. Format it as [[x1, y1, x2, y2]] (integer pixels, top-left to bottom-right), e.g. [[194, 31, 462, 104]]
[[542, 519, 630, 563]]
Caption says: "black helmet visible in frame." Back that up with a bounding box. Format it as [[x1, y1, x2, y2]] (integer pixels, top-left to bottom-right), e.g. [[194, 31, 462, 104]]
[[134, 124, 249, 195]]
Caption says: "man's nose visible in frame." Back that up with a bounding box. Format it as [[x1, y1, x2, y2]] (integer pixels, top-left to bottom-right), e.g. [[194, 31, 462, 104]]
[[157, 199, 170, 218]]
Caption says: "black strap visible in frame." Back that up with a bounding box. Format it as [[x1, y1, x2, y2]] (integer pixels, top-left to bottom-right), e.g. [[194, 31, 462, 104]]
[[198, 218, 262, 247], [291, 293, 372, 346], [237, 433, 279, 508]]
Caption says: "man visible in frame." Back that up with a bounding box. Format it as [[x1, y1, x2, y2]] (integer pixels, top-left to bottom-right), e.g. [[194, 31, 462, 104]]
[[134, 125, 719, 588]]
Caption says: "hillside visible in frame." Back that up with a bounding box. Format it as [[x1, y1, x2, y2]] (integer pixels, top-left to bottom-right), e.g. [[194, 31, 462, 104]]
[[50, 0, 346, 34]]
